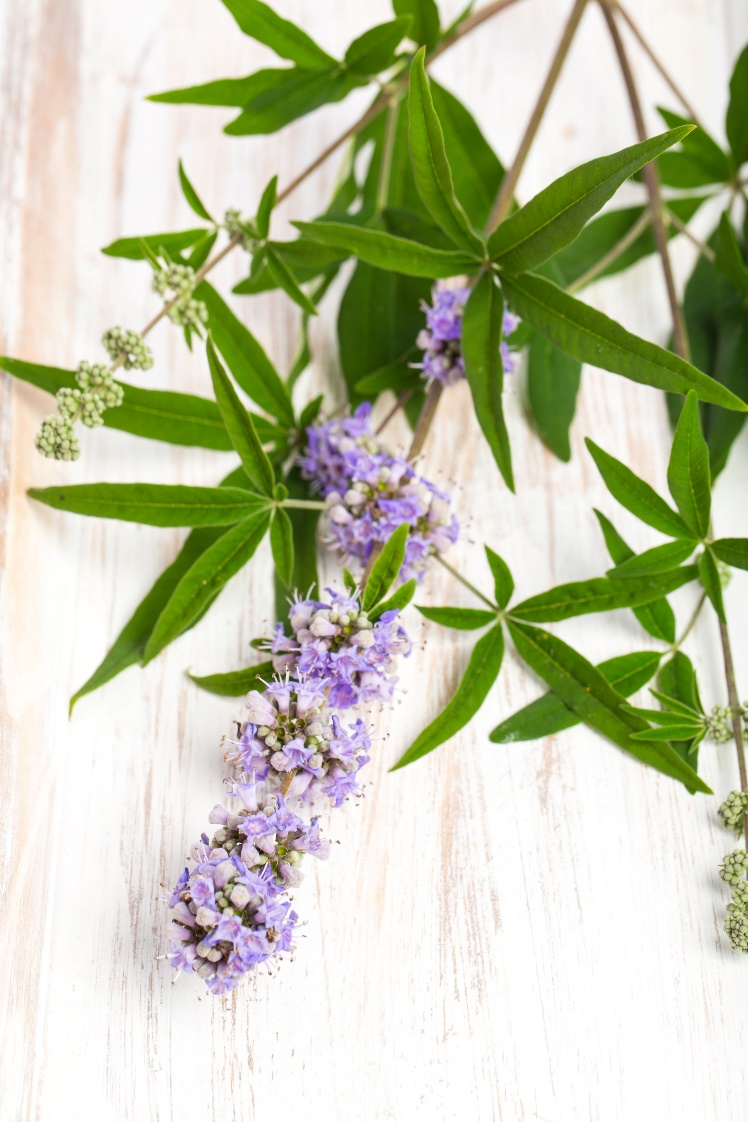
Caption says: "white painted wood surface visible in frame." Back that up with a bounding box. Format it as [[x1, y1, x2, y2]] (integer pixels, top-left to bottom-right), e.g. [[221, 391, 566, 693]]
[[2, 1, 748, 1118]]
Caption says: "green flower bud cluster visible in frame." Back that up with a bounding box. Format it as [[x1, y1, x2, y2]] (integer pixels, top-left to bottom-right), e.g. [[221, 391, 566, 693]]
[[719, 848, 748, 886], [718, 790, 748, 835], [35, 361, 124, 460], [224, 208, 255, 251], [716, 558, 732, 589], [102, 326, 154, 370], [707, 704, 734, 743], [152, 263, 208, 330], [724, 881, 748, 952]]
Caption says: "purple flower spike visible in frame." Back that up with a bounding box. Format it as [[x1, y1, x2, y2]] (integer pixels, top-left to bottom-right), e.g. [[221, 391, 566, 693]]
[[416, 279, 520, 387]]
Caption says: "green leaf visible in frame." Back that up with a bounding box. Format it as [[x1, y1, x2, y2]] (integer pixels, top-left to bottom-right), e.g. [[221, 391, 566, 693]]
[[593, 509, 675, 642], [199, 282, 294, 425], [218, 0, 335, 67], [344, 17, 411, 75], [256, 175, 278, 239], [607, 539, 696, 579], [430, 81, 505, 231], [630, 723, 706, 742], [462, 272, 513, 488], [656, 108, 731, 185], [187, 230, 219, 269], [369, 578, 417, 621], [490, 649, 662, 743], [270, 507, 294, 587], [585, 438, 692, 538], [224, 69, 363, 136], [393, 0, 440, 49], [265, 246, 318, 315], [407, 49, 484, 255], [294, 220, 478, 277], [178, 160, 215, 222], [28, 482, 268, 527], [506, 620, 710, 793], [144, 510, 271, 664], [711, 538, 748, 570], [726, 43, 748, 167], [509, 567, 698, 623], [280, 465, 320, 598], [699, 547, 726, 622], [235, 238, 344, 294], [207, 337, 275, 495], [363, 523, 410, 610], [526, 331, 581, 462], [658, 651, 704, 715], [101, 228, 208, 260], [417, 605, 497, 629], [667, 389, 711, 538], [715, 211, 748, 300], [392, 624, 504, 770], [488, 127, 692, 273], [149, 75, 267, 107], [623, 706, 703, 729], [500, 271, 748, 411], [188, 660, 274, 697], [485, 546, 513, 609]]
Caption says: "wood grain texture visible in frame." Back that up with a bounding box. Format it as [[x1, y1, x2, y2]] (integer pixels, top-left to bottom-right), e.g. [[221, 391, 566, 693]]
[[2, 1, 748, 1118]]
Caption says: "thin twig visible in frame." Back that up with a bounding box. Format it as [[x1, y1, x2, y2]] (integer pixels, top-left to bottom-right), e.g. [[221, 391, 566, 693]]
[[613, 0, 703, 128], [376, 389, 414, 434], [436, 555, 499, 611], [429, 0, 527, 63], [669, 591, 707, 654], [665, 207, 716, 264], [600, 0, 690, 362], [718, 618, 748, 847], [485, 0, 590, 233], [407, 380, 443, 460], [568, 208, 651, 293]]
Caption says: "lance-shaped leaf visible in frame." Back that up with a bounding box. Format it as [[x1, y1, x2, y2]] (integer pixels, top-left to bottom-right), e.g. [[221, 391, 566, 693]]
[[270, 507, 295, 587], [224, 69, 365, 137], [294, 220, 478, 277], [506, 620, 710, 793], [394, 0, 440, 49], [144, 510, 271, 664], [607, 539, 697, 580], [711, 538, 748, 570], [28, 482, 268, 527], [488, 127, 692, 273], [369, 578, 417, 622], [430, 81, 505, 231], [485, 546, 513, 609], [344, 17, 411, 75], [656, 108, 731, 187], [667, 389, 711, 538], [189, 660, 275, 697], [207, 338, 275, 495], [510, 567, 697, 624], [408, 49, 484, 255], [278, 467, 320, 603], [658, 651, 705, 715], [417, 606, 497, 630], [500, 271, 748, 411], [392, 623, 505, 770], [218, 0, 335, 68], [726, 43, 748, 168], [462, 272, 513, 488], [102, 228, 208, 260], [265, 246, 318, 315], [526, 331, 581, 462], [699, 547, 726, 622], [490, 649, 662, 743], [715, 211, 748, 300], [363, 524, 409, 611], [594, 509, 675, 642], [586, 438, 692, 538], [200, 282, 293, 425], [256, 175, 278, 239], [149, 75, 265, 107], [178, 160, 215, 222]]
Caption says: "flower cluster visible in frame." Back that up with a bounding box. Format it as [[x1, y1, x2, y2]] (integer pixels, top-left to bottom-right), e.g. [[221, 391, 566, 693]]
[[268, 588, 411, 709], [718, 790, 748, 835], [719, 848, 748, 886], [228, 677, 371, 808], [724, 880, 748, 953], [300, 403, 459, 582], [415, 279, 520, 386], [35, 361, 125, 460], [152, 262, 208, 331], [102, 326, 154, 370], [224, 208, 255, 251]]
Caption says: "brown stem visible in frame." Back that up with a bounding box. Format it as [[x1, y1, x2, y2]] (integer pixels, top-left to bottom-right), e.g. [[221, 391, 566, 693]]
[[485, 0, 590, 233], [600, 0, 690, 362], [279, 770, 296, 798], [718, 618, 748, 846], [429, 0, 527, 62], [407, 380, 443, 460], [376, 389, 414, 435], [567, 208, 651, 293], [613, 0, 703, 127], [665, 206, 716, 264]]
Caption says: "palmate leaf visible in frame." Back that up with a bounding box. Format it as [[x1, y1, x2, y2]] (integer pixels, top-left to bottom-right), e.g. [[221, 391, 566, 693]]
[[462, 271, 513, 488], [392, 624, 505, 770], [143, 509, 272, 664], [218, 0, 336, 68], [506, 620, 709, 794], [294, 220, 478, 277], [593, 510, 675, 642], [189, 660, 275, 697], [586, 438, 692, 538], [667, 390, 711, 539], [607, 540, 697, 580], [207, 336, 275, 495], [526, 331, 581, 462], [509, 567, 698, 624], [28, 483, 268, 527], [488, 127, 693, 274], [500, 271, 748, 412], [407, 49, 485, 255], [490, 649, 662, 743]]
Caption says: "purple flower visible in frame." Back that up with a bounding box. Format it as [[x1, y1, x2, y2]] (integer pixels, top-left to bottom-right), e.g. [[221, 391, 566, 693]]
[[415, 279, 520, 386], [267, 589, 411, 709]]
